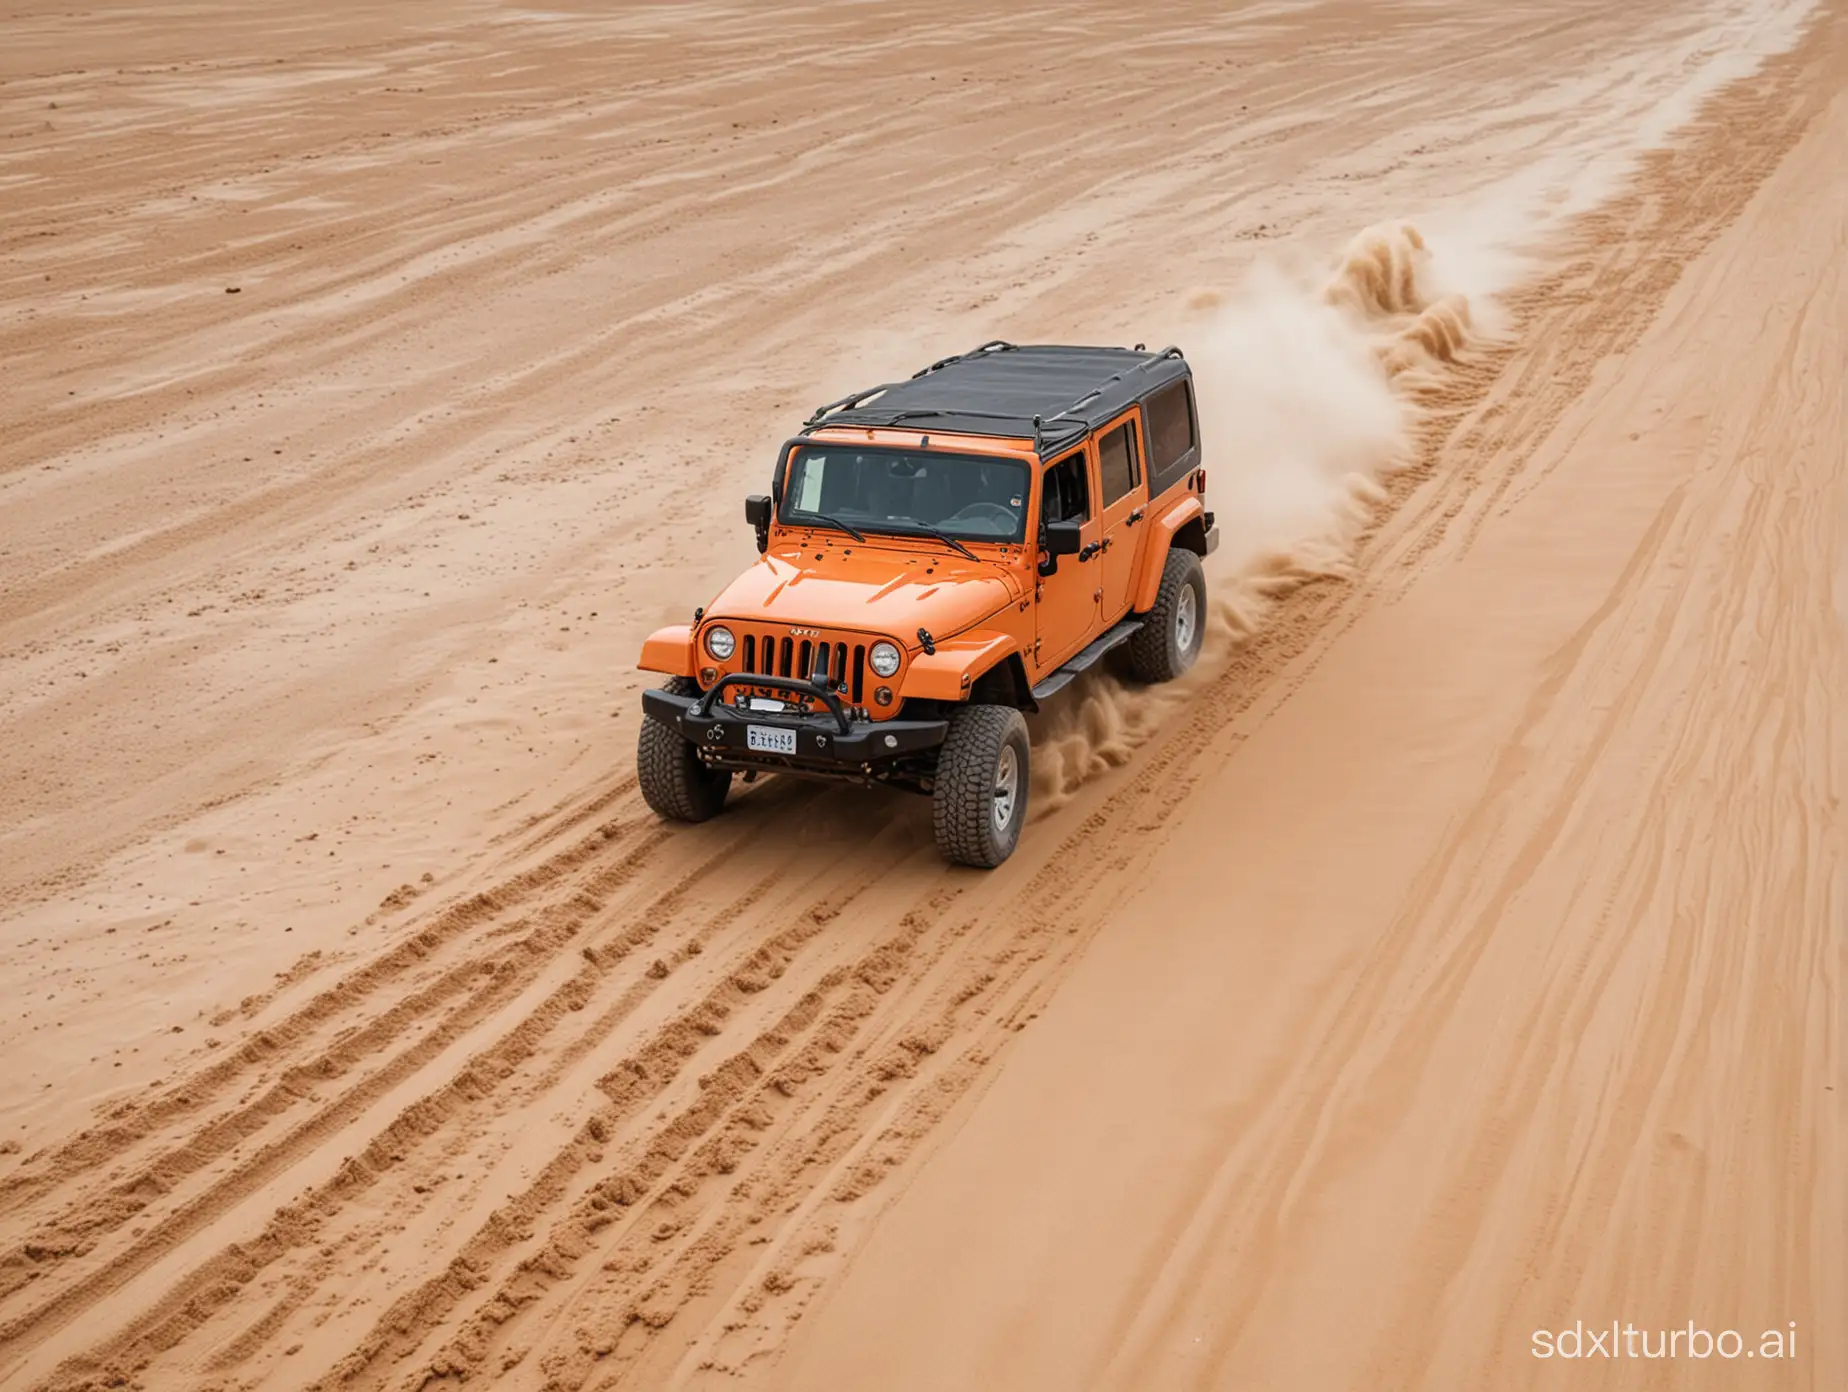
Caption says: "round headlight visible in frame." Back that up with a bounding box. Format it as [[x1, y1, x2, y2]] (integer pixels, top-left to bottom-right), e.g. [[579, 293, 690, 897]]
[[704, 625, 736, 660], [869, 641, 901, 678]]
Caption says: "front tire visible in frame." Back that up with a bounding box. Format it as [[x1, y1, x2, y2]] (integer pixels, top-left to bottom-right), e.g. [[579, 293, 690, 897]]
[[638, 676, 732, 823], [932, 704, 1031, 868], [1126, 546, 1207, 683]]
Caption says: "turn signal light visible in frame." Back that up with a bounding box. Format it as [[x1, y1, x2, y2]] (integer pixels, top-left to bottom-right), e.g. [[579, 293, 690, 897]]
[[874, 686, 894, 706]]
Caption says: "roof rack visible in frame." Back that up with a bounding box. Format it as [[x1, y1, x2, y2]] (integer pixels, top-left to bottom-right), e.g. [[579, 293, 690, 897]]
[[800, 341, 1189, 450], [804, 405, 1089, 449], [910, 340, 1018, 379], [1020, 344, 1184, 451], [1056, 345, 1183, 414], [803, 343, 1026, 429]]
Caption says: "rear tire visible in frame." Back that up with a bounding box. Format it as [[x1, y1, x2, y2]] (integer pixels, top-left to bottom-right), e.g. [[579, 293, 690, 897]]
[[1127, 546, 1206, 683], [638, 676, 732, 823], [932, 704, 1030, 868]]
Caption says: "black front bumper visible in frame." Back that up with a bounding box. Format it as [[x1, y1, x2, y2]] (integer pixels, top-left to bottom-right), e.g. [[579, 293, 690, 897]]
[[642, 675, 948, 768]]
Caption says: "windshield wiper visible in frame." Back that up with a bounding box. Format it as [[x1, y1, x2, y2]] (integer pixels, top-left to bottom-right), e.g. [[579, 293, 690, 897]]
[[889, 522, 978, 562], [796, 512, 865, 542]]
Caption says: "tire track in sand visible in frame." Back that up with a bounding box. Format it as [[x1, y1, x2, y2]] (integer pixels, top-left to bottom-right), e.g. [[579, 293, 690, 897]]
[[0, 816, 678, 1350], [5, 781, 922, 1388], [0, 794, 645, 1230]]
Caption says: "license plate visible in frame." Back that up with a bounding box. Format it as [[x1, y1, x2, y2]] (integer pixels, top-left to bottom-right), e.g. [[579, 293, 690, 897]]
[[746, 724, 797, 755]]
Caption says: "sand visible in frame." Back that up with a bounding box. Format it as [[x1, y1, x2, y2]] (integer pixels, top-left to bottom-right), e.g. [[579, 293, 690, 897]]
[[1, 1, 1842, 1388]]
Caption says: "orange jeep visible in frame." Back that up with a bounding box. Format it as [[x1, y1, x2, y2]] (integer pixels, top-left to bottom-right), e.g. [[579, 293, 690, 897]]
[[635, 341, 1217, 867]]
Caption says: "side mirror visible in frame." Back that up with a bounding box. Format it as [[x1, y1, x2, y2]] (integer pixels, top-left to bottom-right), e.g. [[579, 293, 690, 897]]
[[1038, 518, 1081, 576], [745, 494, 772, 553], [1043, 520, 1082, 555]]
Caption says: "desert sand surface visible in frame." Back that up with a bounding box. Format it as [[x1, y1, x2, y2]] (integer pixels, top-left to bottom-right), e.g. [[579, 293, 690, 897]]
[[2, 0, 1844, 1388]]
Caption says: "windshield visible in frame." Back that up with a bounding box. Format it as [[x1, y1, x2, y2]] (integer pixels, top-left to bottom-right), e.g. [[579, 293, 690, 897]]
[[779, 445, 1030, 543]]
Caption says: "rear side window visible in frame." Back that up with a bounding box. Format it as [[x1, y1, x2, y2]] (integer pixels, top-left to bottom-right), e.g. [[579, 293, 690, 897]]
[[1145, 379, 1196, 480], [1097, 421, 1141, 506]]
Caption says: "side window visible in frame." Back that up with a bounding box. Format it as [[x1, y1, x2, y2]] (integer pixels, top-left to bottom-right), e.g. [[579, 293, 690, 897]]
[[1145, 379, 1196, 477], [1097, 421, 1141, 506], [1042, 449, 1090, 526]]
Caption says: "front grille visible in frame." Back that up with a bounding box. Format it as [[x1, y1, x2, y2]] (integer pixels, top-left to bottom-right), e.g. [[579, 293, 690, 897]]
[[739, 631, 868, 705]]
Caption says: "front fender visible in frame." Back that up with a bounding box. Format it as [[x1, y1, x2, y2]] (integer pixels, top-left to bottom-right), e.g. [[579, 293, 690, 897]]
[[638, 623, 697, 677], [899, 630, 1021, 701], [1131, 496, 1206, 612]]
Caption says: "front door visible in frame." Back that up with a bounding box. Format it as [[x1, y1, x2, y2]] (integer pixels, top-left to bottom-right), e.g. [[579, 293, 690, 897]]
[[1094, 410, 1149, 625], [1033, 443, 1099, 676]]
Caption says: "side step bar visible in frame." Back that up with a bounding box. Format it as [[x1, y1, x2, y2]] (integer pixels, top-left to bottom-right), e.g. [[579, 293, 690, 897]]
[[1030, 617, 1144, 701]]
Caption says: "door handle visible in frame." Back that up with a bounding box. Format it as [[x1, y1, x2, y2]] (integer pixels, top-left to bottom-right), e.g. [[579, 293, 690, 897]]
[[1078, 541, 1103, 562], [1126, 508, 1144, 526]]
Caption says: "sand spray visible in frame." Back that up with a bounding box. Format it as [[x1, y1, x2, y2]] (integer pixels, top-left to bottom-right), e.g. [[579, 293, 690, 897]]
[[1030, 221, 1498, 811]]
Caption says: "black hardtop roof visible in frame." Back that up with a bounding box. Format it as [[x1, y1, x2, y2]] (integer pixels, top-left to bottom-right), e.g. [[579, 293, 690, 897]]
[[802, 340, 1191, 454]]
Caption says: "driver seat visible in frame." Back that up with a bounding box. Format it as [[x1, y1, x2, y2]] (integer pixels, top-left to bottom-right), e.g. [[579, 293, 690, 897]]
[[914, 465, 955, 523]]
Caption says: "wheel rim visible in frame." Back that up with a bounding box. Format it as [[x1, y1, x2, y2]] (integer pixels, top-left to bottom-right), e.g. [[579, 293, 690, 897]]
[[1175, 581, 1198, 653], [992, 744, 1019, 832]]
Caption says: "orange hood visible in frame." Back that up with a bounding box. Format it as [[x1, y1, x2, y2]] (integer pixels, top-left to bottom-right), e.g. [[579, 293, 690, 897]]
[[707, 541, 1022, 643]]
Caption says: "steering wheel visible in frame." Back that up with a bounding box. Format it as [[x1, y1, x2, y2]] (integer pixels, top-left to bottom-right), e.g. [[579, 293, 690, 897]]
[[943, 501, 1018, 527]]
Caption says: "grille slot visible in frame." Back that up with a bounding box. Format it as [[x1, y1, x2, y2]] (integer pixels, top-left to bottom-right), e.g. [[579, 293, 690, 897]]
[[730, 632, 872, 707]]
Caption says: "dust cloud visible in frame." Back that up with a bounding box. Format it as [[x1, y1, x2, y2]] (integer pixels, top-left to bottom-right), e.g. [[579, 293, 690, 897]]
[[1031, 221, 1496, 812]]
